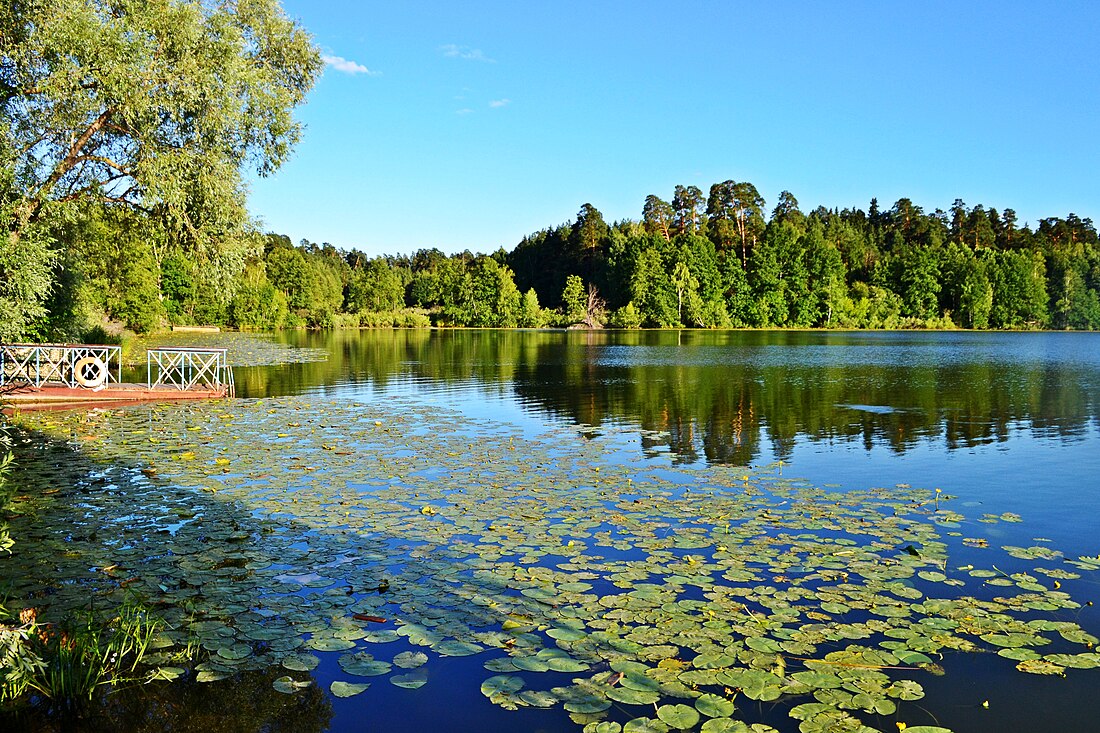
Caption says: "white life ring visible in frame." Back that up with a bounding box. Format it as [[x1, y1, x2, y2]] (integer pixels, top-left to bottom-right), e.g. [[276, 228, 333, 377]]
[[73, 356, 108, 389]]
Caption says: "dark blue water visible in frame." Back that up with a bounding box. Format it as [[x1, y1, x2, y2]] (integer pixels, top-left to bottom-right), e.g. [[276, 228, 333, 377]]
[[229, 329, 1100, 732]]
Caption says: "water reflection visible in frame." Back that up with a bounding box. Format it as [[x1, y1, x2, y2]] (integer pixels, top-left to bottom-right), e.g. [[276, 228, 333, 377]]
[[1, 664, 333, 733], [231, 329, 1100, 465]]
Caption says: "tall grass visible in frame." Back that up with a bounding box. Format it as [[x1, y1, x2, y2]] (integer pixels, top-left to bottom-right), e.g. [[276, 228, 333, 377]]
[[1, 599, 165, 710], [32, 601, 162, 707]]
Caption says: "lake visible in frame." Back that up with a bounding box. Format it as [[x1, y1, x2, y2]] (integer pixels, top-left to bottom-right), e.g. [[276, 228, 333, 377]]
[[5, 329, 1100, 733]]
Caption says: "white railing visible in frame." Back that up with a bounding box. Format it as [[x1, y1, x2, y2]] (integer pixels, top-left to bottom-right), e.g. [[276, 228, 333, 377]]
[[1, 343, 121, 390], [147, 347, 235, 397]]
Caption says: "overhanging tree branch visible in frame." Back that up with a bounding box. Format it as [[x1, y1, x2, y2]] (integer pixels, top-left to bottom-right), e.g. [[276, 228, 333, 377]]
[[27, 107, 115, 220]]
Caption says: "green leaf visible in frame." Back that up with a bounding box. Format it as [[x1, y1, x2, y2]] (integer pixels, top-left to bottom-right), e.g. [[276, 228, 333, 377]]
[[272, 676, 310, 694], [657, 704, 700, 730], [330, 680, 370, 697], [623, 717, 670, 733], [481, 675, 524, 697], [694, 693, 735, 718], [390, 671, 429, 689], [393, 650, 429, 669]]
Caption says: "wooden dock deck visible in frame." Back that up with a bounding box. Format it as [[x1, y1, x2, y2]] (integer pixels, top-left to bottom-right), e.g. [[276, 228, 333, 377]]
[[2, 343, 234, 411], [3, 382, 229, 410]]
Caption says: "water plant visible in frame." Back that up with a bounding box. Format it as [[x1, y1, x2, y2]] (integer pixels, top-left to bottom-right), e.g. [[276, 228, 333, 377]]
[[0, 596, 171, 712], [7, 397, 1100, 732], [0, 604, 46, 704]]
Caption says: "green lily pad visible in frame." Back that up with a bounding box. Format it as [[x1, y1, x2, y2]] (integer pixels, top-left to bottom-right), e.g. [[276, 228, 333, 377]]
[[216, 643, 252, 660], [281, 653, 320, 671], [309, 637, 357, 652], [547, 626, 587, 642], [608, 685, 661, 706], [391, 671, 429, 689], [694, 693, 735, 718], [393, 650, 429, 669], [195, 669, 231, 683], [272, 676, 310, 694], [433, 639, 484, 657], [656, 704, 700, 730], [623, 717, 670, 733], [339, 652, 392, 677], [481, 675, 524, 697], [330, 680, 371, 697]]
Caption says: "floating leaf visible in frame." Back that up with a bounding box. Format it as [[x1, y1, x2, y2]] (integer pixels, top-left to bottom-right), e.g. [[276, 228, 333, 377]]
[[656, 704, 700, 730], [623, 717, 670, 733], [281, 653, 320, 671], [1016, 658, 1065, 676], [433, 639, 484, 657], [196, 669, 231, 683], [339, 652, 392, 677], [393, 651, 428, 669], [608, 686, 661, 706], [309, 637, 357, 652], [694, 693, 735, 718], [331, 680, 370, 697], [272, 676, 310, 694], [391, 671, 429, 689], [547, 626, 587, 642], [481, 675, 524, 697]]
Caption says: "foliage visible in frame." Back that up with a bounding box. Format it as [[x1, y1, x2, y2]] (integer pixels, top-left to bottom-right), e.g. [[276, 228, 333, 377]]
[[1, 0, 320, 339], [0, 599, 169, 710], [0, 159, 56, 341], [562, 275, 587, 324], [10, 156, 1100, 333], [607, 302, 644, 329], [356, 310, 431, 328], [0, 430, 13, 557], [229, 264, 289, 330]]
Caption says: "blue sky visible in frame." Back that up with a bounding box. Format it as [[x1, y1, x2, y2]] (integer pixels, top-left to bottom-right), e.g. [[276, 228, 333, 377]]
[[248, 1, 1100, 257]]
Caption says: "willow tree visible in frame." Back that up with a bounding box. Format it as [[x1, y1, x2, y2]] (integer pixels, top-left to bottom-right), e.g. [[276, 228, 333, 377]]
[[0, 0, 321, 336]]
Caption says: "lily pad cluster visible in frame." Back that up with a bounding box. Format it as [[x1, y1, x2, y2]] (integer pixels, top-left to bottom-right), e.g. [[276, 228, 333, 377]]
[[6, 397, 1100, 732], [128, 331, 329, 367]]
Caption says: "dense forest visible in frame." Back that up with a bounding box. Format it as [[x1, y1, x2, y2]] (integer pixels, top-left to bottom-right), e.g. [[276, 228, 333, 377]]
[[3, 3, 1099, 341], [16, 185, 1100, 340]]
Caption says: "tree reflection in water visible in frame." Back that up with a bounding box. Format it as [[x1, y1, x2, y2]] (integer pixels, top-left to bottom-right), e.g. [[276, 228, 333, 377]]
[[1, 667, 332, 733], [233, 329, 1100, 465]]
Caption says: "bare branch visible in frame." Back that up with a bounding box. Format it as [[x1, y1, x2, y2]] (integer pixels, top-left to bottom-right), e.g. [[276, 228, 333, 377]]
[[28, 107, 115, 218]]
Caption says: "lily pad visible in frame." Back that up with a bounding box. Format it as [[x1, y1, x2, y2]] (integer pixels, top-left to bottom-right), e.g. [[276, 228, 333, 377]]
[[272, 676, 310, 694], [393, 650, 429, 669], [656, 704, 700, 730], [330, 680, 371, 697], [391, 671, 429, 689]]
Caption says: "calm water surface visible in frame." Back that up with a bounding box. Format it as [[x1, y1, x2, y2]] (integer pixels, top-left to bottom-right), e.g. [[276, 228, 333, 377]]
[[238, 329, 1100, 732], [241, 329, 1100, 553], [12, 329, 1100, 732]]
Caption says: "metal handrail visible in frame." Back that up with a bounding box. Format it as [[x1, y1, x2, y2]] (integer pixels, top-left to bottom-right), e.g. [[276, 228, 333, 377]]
[[0, 343, 121, 389], [147, 347, 234, 397]]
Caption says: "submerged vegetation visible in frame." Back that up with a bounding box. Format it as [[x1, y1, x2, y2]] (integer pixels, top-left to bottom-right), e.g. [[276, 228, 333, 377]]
[[4, 397, 1100, 731]]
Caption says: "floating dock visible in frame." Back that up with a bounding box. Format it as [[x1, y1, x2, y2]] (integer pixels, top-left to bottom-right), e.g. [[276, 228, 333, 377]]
[[2, 343, 234, 410]]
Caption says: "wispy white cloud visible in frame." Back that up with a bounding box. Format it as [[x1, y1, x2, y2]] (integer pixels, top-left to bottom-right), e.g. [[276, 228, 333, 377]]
[[489, 99, 510, 109], [323, 55, 380, 76], [440, 44, 495, 63], [455, 108, 474, 116]]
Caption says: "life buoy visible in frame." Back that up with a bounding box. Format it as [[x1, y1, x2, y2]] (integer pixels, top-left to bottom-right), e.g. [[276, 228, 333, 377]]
[[73, 356, 107, 389]]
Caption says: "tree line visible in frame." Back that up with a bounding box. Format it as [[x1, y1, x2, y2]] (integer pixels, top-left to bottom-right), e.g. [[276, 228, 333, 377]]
[[12, 185, 1100, 339]]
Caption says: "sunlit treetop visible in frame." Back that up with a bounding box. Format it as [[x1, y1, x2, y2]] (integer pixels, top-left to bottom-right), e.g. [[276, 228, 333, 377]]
[[1, 0, 321, 244]]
